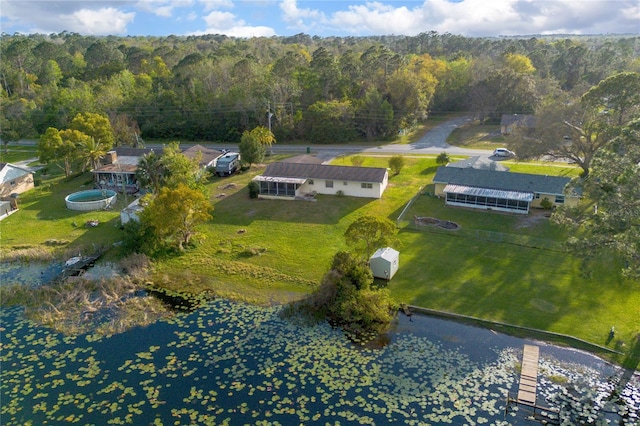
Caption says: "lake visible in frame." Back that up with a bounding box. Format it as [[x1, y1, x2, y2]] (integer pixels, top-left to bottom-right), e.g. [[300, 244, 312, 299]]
[[1, 294, 638, 425]]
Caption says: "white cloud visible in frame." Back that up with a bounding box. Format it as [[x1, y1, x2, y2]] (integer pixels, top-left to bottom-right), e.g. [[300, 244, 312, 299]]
[[199, 0, 235, 12], [193, 10, 276, 37], [0, 1, 136, 35], [62, 7, 135, 35], [279, 0, 640, 37], [0, 0, 637, 38], [280, 0, 326, 31], [134, 0, 194, 17]]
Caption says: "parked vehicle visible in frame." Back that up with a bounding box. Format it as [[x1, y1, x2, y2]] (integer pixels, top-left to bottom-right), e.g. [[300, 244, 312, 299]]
[[215, 152, 241, 176], [493, 148, 515, 157]]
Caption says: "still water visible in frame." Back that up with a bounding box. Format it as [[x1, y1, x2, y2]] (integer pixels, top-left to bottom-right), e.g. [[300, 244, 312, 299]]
[[2, 294, 639, 425]]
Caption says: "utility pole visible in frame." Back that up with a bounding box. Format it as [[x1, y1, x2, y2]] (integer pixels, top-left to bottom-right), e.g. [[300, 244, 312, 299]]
[[267, 102, 273, 133], [267, 102, 274, 156]]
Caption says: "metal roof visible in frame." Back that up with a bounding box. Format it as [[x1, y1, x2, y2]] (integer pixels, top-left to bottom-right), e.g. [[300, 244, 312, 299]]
[[444, 184, 534, 201], [182, 144, 223, 165], [433, 166, 576, 196], [0, 163, 33, 184], [260, 162, 388, 183], [253, 175, 307, 184], [447, 156, 509, 172], [92, 164, 138, 174]]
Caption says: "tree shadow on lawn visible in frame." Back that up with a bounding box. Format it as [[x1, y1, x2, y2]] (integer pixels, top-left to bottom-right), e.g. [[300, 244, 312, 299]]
[[212, 189, 375, 226], [394, 229, 605, 335], [419, 165, 439, 176]]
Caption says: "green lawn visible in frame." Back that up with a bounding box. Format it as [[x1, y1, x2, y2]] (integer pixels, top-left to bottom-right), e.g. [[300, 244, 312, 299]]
[[0, 145, 39, 164], [2, 154, 638, 362]]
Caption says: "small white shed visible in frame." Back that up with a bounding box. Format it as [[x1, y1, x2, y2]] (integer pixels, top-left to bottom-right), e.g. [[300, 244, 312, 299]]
[[369, 247, 399, 280], [120, 198, 143, 225]]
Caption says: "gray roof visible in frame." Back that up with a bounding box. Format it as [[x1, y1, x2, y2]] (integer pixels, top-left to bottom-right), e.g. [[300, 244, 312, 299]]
[[182, 144, 223, 165], [262, 162, 387, 183], [1, 162, 34, 184], [433, 166, 575, 196], [447, 156, 509, 172]]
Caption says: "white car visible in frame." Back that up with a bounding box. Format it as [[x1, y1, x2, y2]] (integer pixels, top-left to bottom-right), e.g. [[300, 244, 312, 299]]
[[493, 148, 515, 157]]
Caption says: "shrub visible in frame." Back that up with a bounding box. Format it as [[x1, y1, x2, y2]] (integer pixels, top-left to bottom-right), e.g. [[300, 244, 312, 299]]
[[389, 155, 405, 175], [540, 197, 553, 209], [351, 155, 365, 167], [436, 152, 450, 166], [248, 181, 260, 198]]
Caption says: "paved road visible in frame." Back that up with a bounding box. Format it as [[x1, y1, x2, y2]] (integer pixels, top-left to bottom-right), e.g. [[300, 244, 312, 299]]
[[8, 116, 493, 163], [268, 115, 490, 161]]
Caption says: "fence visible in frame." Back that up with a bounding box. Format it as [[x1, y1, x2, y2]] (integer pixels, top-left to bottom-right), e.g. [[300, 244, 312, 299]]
[[398, 219, 565, 252]]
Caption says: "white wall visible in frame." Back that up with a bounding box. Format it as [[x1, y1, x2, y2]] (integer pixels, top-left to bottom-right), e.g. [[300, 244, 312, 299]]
[[298, 177, 386, 199]]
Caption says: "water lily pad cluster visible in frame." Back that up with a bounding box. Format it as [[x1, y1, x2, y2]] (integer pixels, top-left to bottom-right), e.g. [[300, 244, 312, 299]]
[[1, 300, 638, 425]]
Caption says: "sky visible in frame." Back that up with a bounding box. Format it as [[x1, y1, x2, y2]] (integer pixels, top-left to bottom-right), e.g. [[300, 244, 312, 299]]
[[0, 0, 638, 38]]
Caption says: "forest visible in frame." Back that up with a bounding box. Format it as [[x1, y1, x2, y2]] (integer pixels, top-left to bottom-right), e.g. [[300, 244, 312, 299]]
[[1, 31, 639, 146]]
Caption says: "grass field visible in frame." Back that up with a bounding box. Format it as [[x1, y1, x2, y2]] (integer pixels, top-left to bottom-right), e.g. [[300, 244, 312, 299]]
[[1, 148, 638, 363], [0, 146, 39, 164]]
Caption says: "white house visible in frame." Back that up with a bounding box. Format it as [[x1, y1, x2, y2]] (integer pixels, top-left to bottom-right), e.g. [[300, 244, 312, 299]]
[[0, 162, 34, 197], [182, 144, 224, 169], [253, 162, 388, 200], [369, 247, 399, 280]]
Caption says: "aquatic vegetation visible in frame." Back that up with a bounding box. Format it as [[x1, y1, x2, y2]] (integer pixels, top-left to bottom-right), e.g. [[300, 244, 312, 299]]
[[1, 245, 55, 262], [1, 300, 638, 425], [1, 272, 173, 337]]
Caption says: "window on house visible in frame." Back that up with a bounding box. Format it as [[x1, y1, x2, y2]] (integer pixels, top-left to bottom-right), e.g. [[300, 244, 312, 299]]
[[361, 183, 373, 189], [326, 180, 333, 188], [10, 180, 16, 186], [343, 181, 348, 186], [308, 179, 314, 185], [555, 195, 565, 204], [534, 193, 540, 199]]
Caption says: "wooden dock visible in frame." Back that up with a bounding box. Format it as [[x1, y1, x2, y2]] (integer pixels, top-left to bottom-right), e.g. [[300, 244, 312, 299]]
[[505, 344, 560, 424], [517, 344, 540, 406]]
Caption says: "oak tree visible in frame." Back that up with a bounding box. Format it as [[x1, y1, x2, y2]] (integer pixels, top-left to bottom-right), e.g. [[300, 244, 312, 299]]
[[344, 216, 398, 261], [140, 184, 213, 251]]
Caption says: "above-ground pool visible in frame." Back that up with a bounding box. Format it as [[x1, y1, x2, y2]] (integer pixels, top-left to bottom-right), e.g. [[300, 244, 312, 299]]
[[65, 189, 117, 211]]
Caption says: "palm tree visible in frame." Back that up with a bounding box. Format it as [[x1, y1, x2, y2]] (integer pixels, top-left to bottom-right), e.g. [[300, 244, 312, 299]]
[[135, 151, 164, 194], [79, 136, 110, 171]]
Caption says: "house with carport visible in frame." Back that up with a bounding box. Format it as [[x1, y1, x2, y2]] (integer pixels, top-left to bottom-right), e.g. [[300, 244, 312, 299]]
[[253, 162, 388, 200], [182, 144, 224, 169], [432, 166, 580, 214], [92, 147, 163, 194]]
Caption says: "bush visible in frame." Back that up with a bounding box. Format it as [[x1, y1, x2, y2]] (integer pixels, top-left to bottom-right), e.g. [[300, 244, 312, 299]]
[[436, 152, 450, 166], [540, 197, 553, 209], [389, 155, 405, 175], [248, 181, 260, 198], [351, 155, 365, 167], [283, 251, 396, 341]]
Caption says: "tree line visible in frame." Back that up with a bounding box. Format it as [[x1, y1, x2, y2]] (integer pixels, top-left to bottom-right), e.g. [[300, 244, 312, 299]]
[[2, 32, 639, 146]]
